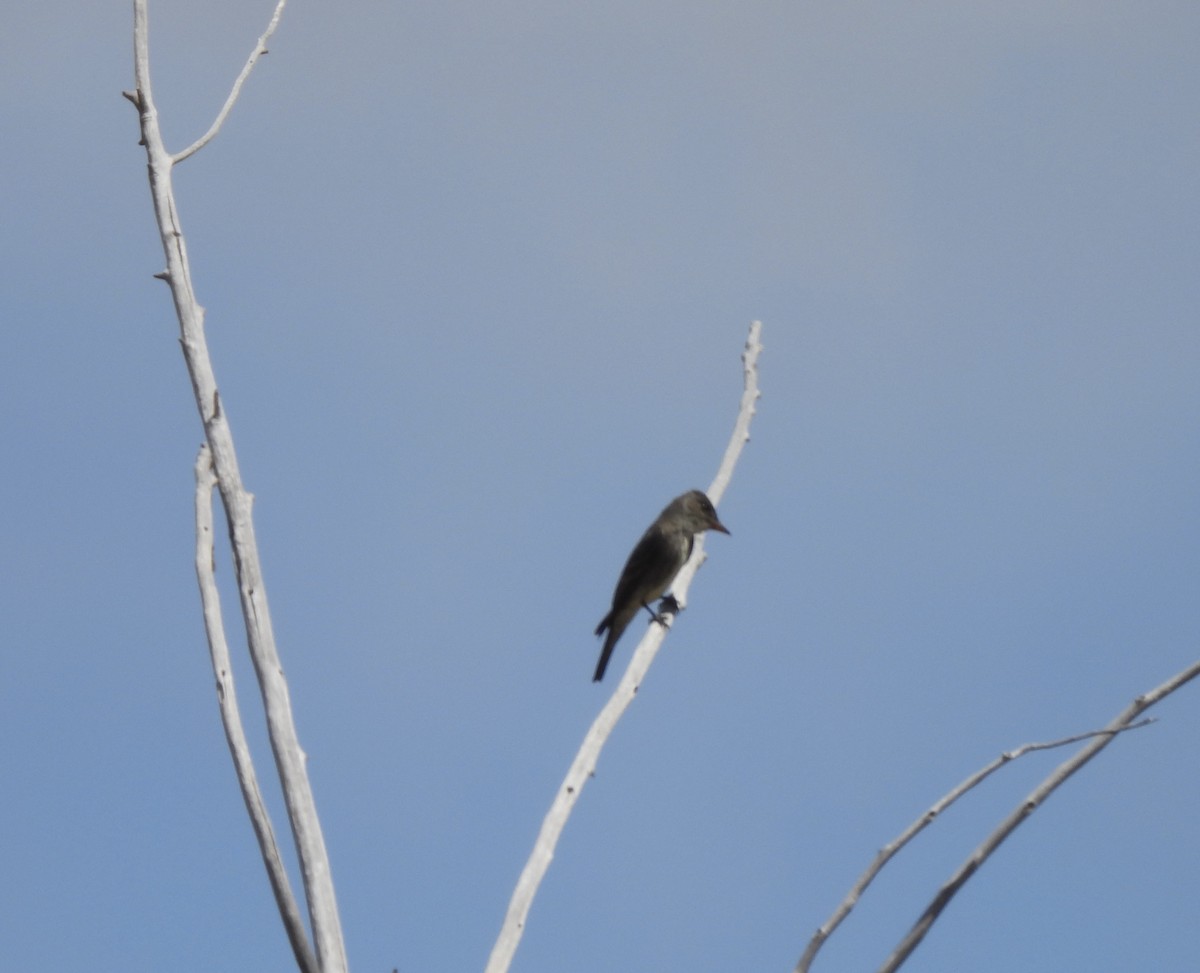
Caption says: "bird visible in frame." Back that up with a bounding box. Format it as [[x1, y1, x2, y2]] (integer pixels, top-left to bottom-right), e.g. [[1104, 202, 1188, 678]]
[[593, 490, 729, 682]]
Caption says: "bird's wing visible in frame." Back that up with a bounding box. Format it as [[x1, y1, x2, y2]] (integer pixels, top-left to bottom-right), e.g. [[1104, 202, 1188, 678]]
[[611, 525, 686, 610]]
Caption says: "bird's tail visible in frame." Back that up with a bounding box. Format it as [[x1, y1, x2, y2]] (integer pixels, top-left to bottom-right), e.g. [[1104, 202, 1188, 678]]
[[593, 613, 616, 682]]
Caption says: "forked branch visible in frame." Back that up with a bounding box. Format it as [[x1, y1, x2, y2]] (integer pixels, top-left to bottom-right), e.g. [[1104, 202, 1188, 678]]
[[877, 659, 1200, 972], [129, 3, 346, 970], [194, 447, 318, 973], [797, 717, 1155, 973]]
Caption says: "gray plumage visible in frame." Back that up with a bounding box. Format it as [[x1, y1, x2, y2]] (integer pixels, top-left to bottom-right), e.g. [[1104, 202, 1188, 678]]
[[593, 490, 730, 682]]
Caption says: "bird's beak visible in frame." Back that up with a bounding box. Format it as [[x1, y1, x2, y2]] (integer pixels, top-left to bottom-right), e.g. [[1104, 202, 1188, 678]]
[[709, 518, 730, 535]]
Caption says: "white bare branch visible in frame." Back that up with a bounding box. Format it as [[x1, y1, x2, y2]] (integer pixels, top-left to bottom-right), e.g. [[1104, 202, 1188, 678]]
[[173, 0, 289, 164], [877, 659, 1200, 972], [194, 446, 319, 973], [796, 718, 1155, 973], [484, 321, 763, 973], [130, 3, 347, 970]]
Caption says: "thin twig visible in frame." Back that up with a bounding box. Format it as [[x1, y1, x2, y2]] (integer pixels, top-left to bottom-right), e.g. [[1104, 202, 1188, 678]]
[[173, 0, 289, 164], [483, 321, 763, 973], [194, 447, 319, 973], [878, 659, 1200, 972], [707, 319, 763, 508], [795, 718, 1155, 973]]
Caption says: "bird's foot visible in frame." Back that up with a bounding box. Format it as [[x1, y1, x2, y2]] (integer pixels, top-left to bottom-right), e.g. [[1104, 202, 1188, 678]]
[[641, 595, 680, 625]]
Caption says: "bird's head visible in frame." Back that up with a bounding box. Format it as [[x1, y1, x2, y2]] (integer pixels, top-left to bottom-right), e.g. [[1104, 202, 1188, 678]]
[[675, 489, 730, 536]]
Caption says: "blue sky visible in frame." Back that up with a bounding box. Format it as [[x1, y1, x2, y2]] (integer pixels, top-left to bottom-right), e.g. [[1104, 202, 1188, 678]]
[[3, 2, 1198, 971]]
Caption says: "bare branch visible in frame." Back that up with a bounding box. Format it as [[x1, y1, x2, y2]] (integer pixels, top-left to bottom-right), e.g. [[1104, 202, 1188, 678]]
[[172, 0, 289, 164], [130, 3, 346, 970], [707, 319, 763, 508], [194, 446, 319, 973], [796, 718, 1154, 973], [878, 660, 1200, 972], [484, 321, 763, 973]]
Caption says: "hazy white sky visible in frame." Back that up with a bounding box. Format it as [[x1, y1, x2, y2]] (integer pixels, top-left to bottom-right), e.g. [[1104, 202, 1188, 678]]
[[3, 2, 1198, 971]]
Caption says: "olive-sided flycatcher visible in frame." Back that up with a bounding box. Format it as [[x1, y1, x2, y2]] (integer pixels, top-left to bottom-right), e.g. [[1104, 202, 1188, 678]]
[[593, 490, 729, 681]]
